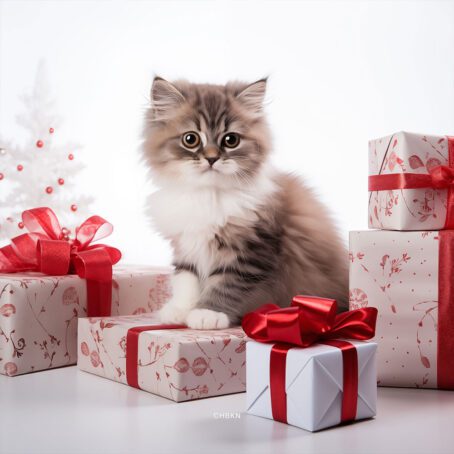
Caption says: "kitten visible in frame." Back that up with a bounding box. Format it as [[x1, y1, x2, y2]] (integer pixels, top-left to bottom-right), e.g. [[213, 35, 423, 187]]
[[143, 76, 348, 329]]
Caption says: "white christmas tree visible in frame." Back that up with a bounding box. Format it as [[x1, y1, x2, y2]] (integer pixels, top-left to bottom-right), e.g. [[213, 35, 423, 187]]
[[0, 60, 93, 240]]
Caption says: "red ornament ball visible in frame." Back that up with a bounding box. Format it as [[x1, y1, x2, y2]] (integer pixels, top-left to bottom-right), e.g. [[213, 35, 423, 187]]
[[58, 178, 65, 185], [17, 164, 23, 171], [0, 173, 3, 180], [36, 140, 44, 148], [45, 186, 53, 194], [70, 204, 78, 212], [49, 127, 54, 134], [18, 222, 24, 229], [68, 153, 74, 160]]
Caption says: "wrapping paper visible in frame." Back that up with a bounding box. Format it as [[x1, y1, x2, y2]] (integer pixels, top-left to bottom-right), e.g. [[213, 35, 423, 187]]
[[246, 340, 377, 432], [368, 131, 451, 230], [349, 230, 454, 388], [0, 265, 172, 376], [77, 314, 247, 402]]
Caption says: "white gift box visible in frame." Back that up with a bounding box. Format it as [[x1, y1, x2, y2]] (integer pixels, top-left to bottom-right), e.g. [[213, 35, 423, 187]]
[[246, 340, 377, 432]]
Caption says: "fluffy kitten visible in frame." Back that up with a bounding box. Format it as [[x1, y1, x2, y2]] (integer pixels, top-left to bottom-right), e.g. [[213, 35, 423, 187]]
[[143, 76, 348, 329]]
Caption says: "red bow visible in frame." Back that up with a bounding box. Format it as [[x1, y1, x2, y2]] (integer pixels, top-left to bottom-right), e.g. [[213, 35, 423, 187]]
[[0, 207, 121, 317], [243, 296, 377, 426], [242, 295, 377, 346]]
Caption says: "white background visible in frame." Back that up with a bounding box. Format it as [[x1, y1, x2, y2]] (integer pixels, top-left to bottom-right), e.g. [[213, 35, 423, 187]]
[[1, 0, 454, 265]]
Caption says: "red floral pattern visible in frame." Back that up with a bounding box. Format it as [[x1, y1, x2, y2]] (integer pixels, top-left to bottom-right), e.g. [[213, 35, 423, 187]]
[[349, 288, 368, 309], [77, 313, 246, 402], [4, 362, 18, 376], [62, 287, 79, 306], [349, 230, 439, 388], [0, 304, 16, 317], [80, 341, 89, 356], [90, 350, 102, 367]]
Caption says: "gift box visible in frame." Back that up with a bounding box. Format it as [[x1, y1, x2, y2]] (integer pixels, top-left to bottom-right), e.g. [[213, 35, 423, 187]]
[[368, 131, 454, 230], [0, 207, 173, 376], [243, 296, 378, 432], [0, 265, 173, 376], [77, 314, 247, 402], [349, 230, 454, 389], [246, 340, 377, 432]]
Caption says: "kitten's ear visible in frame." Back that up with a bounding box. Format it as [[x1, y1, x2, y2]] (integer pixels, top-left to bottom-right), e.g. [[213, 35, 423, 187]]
[[151, 76, 185, 118], [235, 78, 267, 114]]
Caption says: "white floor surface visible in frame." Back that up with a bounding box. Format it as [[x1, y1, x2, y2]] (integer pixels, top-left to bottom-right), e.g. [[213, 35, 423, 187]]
[[1, 366, 453, 454]]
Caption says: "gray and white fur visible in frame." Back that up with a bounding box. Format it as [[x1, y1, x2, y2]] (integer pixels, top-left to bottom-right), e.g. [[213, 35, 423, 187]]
[[143, 77, 348, 329]]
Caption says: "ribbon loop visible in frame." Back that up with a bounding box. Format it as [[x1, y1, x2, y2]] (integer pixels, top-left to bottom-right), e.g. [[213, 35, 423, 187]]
[[327, 307, 378, 340], [10, 233, 43, 267], [267, 307, 305, 346], [75, 215, 113, 249], [22, 207, 63, 240]]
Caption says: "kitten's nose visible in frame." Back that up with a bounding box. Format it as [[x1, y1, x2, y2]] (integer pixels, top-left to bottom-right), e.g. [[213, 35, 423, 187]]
[[205, 157, 219, 166]]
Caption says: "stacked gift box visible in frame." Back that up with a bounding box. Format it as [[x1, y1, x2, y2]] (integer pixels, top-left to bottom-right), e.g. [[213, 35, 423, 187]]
[[0, 265, 173, 376], [350, 131, 454, 389]]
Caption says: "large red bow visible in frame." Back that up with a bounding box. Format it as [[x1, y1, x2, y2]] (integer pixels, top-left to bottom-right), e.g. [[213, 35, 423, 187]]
[[242, 295, 377, 346], [0, 207, 121, 317]]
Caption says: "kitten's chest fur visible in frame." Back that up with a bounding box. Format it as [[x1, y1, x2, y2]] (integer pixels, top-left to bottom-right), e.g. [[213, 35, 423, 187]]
[[149, 183, 275, 277]]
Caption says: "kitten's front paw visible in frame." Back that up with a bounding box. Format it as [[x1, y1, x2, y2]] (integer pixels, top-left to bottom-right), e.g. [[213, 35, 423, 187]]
[[186, 309, 230, 330], [159, 303, 189, 325]]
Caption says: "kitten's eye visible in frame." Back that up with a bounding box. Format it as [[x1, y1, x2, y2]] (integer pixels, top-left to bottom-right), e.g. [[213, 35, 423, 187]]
[[222, 133, 240, 149], [182, 131, 201, 149]]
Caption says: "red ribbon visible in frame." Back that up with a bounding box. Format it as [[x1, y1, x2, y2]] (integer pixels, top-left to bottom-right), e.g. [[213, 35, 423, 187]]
[[242, 296, 377, 424], [368, 136, 454, 228], [126, 324, 186, 389], [0, 207, 121, 317], [438, 231, 454, 389]]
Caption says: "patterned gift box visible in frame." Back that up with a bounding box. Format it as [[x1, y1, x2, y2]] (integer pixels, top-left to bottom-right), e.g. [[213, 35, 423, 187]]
[[77, 314, 247, 402], [368, 131, 454, 231], [246, 340, 377, 432], [349, 230, 454, 389], [0, 265, 172, 376]]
